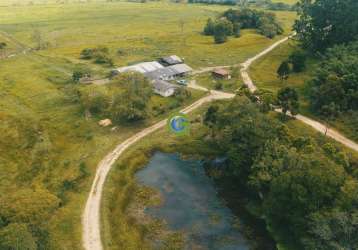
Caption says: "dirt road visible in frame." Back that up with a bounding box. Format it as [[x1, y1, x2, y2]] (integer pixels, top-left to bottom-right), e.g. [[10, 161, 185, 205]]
[[83, 33, 358, 250], [82, 90, 234, 250], [239, 34, 358, 152]]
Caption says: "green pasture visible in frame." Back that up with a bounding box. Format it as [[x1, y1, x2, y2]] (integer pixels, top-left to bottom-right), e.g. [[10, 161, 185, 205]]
[[0, 2, 296, 69]]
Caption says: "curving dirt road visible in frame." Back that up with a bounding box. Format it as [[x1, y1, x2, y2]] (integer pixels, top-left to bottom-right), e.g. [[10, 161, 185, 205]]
[[83, 33, 358, 250], [239, 34, 358, 152], [82, 90, 234, 250]]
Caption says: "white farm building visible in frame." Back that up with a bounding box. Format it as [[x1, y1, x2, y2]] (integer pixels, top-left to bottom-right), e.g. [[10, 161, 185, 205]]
[[115, 61, 164, 74], [153, 80, 178, 97], [112, 56, 192, 97]]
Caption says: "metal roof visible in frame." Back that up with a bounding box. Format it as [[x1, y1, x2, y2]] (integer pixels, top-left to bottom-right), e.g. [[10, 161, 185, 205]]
[[168, 64, 193, 74], [145, 63, 193, 80], [161, 55, 183, 65], [152, 80, 178, 92], [116, 61, 164, 74]]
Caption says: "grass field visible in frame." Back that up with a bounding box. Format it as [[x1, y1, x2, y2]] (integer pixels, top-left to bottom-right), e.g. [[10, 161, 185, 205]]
[[0, 2, 296, 69], [0, 1, 297, 249]]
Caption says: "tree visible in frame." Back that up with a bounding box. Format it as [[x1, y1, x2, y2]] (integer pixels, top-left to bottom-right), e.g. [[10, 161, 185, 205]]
[[79, 86, 109, 116], [204, 96, 286, 184], [233, 22, 241, 38], [0, 223, 37, 250], [308, 42, 358, 117], [302, 209, 358, 249], [109, 73, 152, 123], [277, 87, 300, 115], [320, 102, 340, 135], [256, 89, 275, 113], [277, 61, 290, 82], [204, 105, 219, 129], [294, 0, 358, 51], [204, 18, 215, 36], [289, 50, 306, 72], [264, 154, 346, 241], [213, 19, 233, 44]]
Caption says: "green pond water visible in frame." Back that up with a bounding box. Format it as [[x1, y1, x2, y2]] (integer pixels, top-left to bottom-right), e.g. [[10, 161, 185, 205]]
[[136, 152, 250, 250]]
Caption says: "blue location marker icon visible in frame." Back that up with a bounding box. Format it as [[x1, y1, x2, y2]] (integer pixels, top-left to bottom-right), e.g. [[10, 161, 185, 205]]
[[167, 113, 190, 136]]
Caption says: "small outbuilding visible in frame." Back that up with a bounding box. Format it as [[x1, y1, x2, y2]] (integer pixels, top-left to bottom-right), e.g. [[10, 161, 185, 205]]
[[152, 80, 178, 97], [160, 55, 183, 66], [212, 68, 231, 80]]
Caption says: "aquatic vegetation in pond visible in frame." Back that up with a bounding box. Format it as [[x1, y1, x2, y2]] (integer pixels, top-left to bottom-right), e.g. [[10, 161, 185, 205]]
[[136, 152, 249, 250]]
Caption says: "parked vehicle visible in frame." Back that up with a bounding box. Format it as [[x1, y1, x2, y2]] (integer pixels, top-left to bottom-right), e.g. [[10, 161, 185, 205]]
[[176, 79, 188, 85]]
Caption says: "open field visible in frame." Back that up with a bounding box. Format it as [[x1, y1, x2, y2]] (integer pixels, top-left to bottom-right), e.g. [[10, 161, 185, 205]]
[[0, 2, 296, 69]]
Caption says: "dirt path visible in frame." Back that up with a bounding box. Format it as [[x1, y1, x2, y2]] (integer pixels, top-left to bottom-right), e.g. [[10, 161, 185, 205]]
[[239, 34, 358, 152], [188, 80, 209, 92], [82, 90, 234, 250], [83, 33, 358, 250], [0, 31, 32, 59]]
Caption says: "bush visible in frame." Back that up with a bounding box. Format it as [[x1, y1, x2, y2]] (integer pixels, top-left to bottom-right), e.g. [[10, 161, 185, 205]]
[[94, 53, 113, 66], [214, 82, 223, 90], [80, 46, 114, 66], [80, 48, 94, 60]]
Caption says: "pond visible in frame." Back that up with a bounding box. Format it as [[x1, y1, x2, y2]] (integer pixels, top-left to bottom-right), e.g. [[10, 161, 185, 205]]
[[136, 152, 250, 250]]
